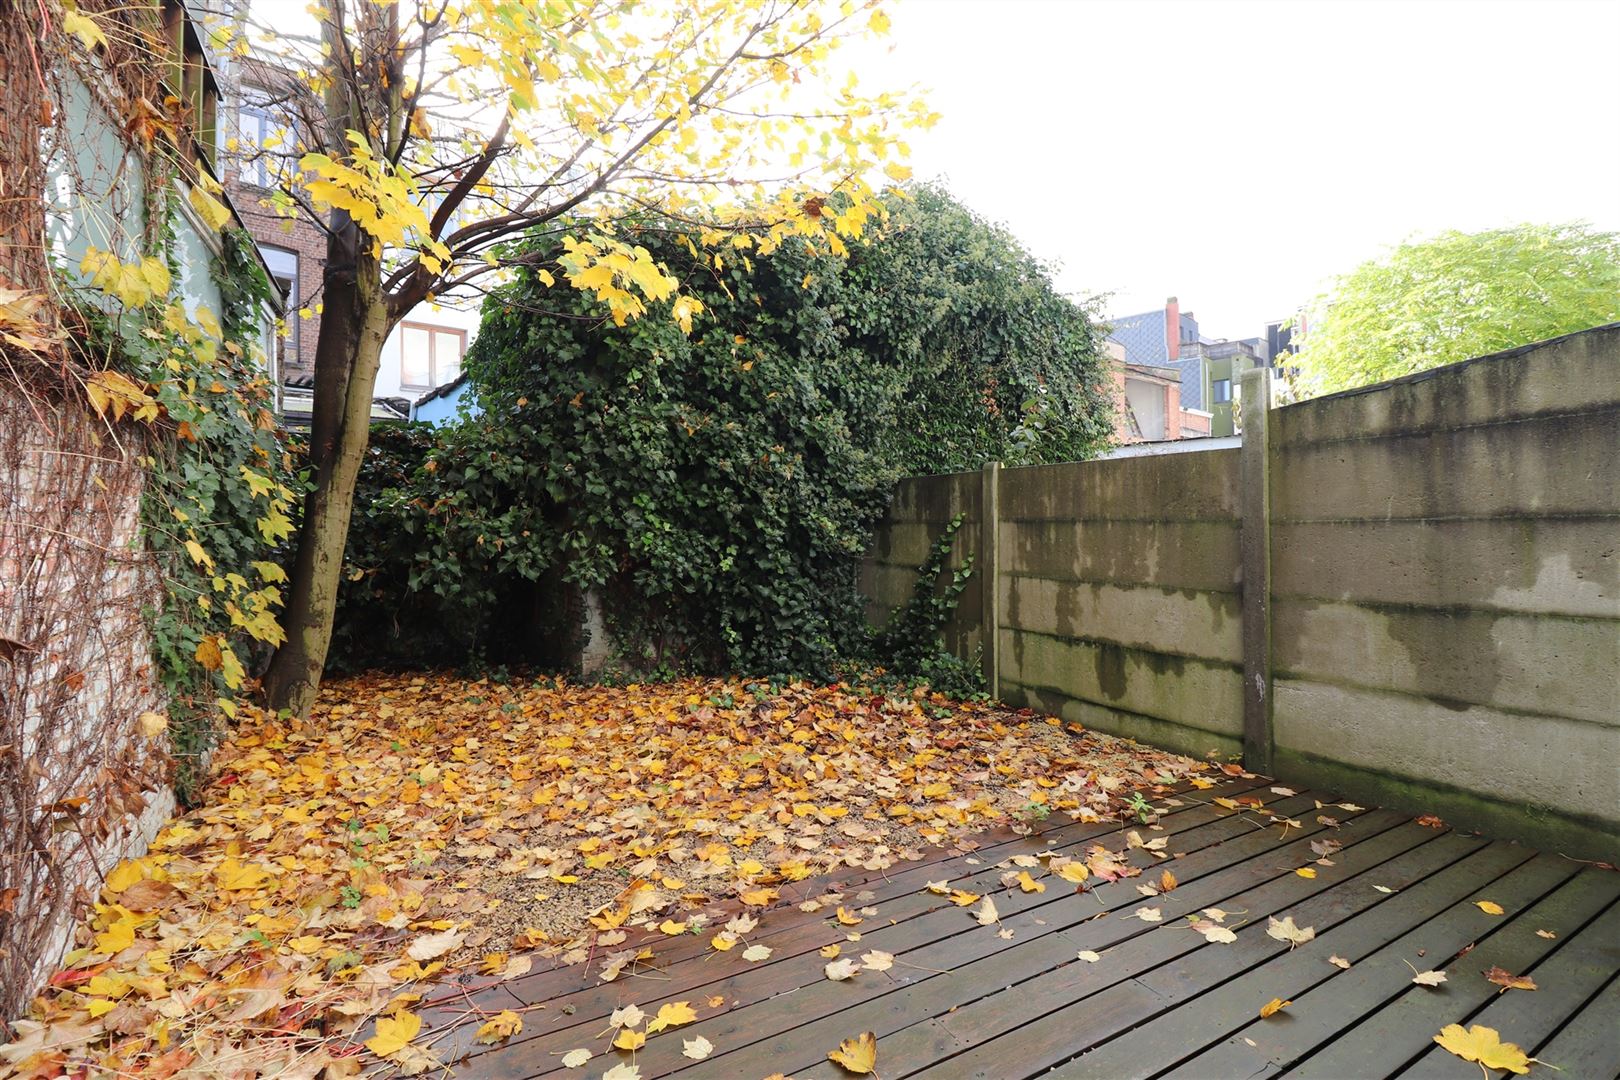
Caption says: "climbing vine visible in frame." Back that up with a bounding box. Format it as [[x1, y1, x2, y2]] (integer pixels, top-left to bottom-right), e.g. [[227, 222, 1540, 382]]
[[69, 226, 297, 796]]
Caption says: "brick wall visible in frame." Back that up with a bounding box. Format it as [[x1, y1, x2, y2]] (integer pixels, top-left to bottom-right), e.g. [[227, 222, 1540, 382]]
[[225, 176, 326, 383]]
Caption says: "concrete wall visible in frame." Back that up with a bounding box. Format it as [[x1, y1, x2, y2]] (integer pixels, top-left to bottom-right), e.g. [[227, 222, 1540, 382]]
[[862, 324, 1620, 859], [859, 470, 984, 663], [996, 452, 1243, 762], [1266, 325, 1619, 858]]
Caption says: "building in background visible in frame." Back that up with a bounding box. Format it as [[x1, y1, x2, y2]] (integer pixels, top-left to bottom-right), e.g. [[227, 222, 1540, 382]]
[[1108, 296, 1268, 436], [220, 59, 476, 425], [1104, 340, 1212, 443]]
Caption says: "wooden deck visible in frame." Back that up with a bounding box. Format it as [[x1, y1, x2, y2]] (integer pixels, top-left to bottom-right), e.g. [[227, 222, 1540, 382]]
[[413, 775, 1620, 1079]]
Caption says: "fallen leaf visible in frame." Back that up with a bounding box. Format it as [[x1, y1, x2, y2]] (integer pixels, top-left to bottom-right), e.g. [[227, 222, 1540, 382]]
[[1076, 950, 1101, 962], [645, 1001, 697, 1034], [1433, 1024, 1531, 1075], [1271, 786, 1297, 796], [1474, 900, 1505, 916], [742, 944, 772, 963], [1199, 924, 1238, 944], [366, 1009, 423, 1058], [820, 944, 842, 958], [1159, 869, 1177, 893], [1295, 867, 1317, 879], [1259, 997, 1291, 1018], [948, 889, 981, 907], [1373, 885, 1395, 894], [1411, 969, 1448, 987], [1053, 862, 1089, 884], [925, 880, 949, 894], [1416, 814, 1446, 828], [602, 1064, 642, 1080], [836, 906, 863, 926], [827, 1030, 878, 1074], [1535, 929, 1556, 939], [861, 950, 894, 972], [1328, 955, 1351, 969], [1483, 966, 1537, 993], [609, 1004, 645, 1029], [613, 1028, 647, 1051], [474, 1010, 523, 1044], [1134, 906, 1163, 923], [1267, 916, 1315, 948], [560, 1047, 593, 1068], [1016, 871, 1045, 894], [825, 958, 860, 981], [406, 927, 465, 961], [682, 1036, 715, 1060], [972, 896, 999, 926]]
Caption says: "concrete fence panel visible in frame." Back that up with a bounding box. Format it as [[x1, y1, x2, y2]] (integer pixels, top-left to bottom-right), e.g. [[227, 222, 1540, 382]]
[[862, 323, 1620, 859]]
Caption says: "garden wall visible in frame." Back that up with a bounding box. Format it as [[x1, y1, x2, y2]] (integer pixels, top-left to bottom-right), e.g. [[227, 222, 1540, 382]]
[[863, 324, 1620, 860], [0, 387, 174, 1016]]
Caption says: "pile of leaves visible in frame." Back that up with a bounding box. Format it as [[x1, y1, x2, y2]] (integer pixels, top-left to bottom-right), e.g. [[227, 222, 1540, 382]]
[[0, 672, 1206, 1077]]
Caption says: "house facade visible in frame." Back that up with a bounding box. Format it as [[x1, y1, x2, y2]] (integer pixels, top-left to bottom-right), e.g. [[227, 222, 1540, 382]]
[[221, 60, 477, 424], [1104, 339, 1213, 443]]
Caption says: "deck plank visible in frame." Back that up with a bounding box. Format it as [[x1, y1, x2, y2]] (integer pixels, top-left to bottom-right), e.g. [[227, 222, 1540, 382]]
[[1395, 897, 1620, 1078], [1281, 867, 1620, 1078], [1160, 853, 1587, 1079], [1528, 971, 1620, 1079], [452, 778, 1284, 1075], [728, 808, 1422, 1080], [424, 772, 1620, 1080], [1027, 835, 1530, 1080]]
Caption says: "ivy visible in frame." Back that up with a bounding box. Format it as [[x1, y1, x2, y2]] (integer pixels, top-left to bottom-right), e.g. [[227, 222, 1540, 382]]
[[328, 186, 1113, 685], [865, 514, 982, 697], [70, 227, 297, 799]]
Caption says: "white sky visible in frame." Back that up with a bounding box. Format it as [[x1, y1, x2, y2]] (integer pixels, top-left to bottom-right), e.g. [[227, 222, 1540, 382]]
[[865, 0, 1620, 340]]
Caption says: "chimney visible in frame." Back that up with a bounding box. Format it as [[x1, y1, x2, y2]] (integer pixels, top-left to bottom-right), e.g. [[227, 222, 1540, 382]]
[[1166, 296, 1180, 361]]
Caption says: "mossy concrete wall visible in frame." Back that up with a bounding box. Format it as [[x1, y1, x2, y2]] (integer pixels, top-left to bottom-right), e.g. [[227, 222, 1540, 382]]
[[862, 324, 1620, 860]]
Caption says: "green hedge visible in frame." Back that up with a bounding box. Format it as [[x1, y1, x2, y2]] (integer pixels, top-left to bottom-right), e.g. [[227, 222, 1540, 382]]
[[329, 186, 1114, 678]]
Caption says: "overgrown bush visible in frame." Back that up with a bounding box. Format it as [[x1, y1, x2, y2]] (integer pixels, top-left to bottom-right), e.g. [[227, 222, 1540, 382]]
[[329, 186, 1114, 681]]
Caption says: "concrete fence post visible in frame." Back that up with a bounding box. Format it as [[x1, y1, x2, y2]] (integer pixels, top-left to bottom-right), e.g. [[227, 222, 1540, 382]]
[[1239, 368, 1274, 774], [980, 460, 1002, 699]]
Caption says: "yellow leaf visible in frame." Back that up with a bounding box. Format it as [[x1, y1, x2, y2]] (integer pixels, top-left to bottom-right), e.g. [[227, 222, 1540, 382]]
[[1259, 997, 1292, 1019], [836, 906, 863, 926], [1054, 862, 1089, 884], [213, 858, 274, 891], [104, 860, 144, 894], [1474, 900, 1505, 915], [1016, 871, 1044, 894], [138, 711, 168, 738], [644, 1000, 697, 1034], [188, 185, 232, 231], [474, 1010, 523, 1044], [366, 1009, 422, 1057], [1296, 867, 1318, 879], [612, 1027, 646, 1051], [63, 10, 108, 50], [86, 997, 116, 1017], [947, 889, 980, 907], [827, 1030, 877, 1074], [659, 919, 687, 935], [1433, 1024, 1531, 1075]]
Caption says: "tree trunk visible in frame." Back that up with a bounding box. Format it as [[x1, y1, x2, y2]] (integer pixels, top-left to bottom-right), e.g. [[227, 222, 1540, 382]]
[[262, 238, 389, 716]]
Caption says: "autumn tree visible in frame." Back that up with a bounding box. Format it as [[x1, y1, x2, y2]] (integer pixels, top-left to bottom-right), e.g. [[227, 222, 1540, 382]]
[[1292, 223, 1620, 397], [236, 0, 930, 715]]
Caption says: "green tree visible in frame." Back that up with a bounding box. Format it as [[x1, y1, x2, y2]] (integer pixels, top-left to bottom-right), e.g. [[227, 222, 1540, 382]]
[[224, 0, 929, 717], [1292, 223, 1620, 396]]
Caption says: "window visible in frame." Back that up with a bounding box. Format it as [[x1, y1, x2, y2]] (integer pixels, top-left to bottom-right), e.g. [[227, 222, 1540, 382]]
[[1211, 378, 1232, 404], [400, 322, 466, 388], [257, 245, 298, 373], [238, 103, 275, 187]]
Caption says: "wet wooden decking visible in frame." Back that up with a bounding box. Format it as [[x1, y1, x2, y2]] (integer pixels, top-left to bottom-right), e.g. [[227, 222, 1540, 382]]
[[415, 775, 1620, 1079]]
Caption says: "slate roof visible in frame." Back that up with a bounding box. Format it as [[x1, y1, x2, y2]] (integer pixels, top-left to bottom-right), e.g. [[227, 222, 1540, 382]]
[[1106, 309, 1171, 367]]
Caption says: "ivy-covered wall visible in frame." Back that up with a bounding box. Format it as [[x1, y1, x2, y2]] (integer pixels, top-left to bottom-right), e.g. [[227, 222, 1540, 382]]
[[0, 2, 297, 1017]]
